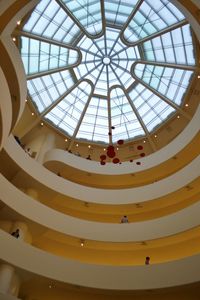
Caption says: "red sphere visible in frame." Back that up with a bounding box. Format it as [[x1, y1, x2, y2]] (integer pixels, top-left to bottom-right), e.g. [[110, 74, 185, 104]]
[[100, 154, 106, 160], [107, 150, 116, 158], [107, 145, 115, 151], [113, 158, 120, 164], [137, 145, 143, 150], [117, 139, 124, 145]]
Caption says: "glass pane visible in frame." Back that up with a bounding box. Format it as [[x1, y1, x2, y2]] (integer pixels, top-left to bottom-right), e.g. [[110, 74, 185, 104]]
[[21, 36, 79, 75], [123, 0, 184, 43], [27, 70, 75, 112], [61, 0, 103, 36], [45, 81, 92, 136], [134, 63, 194, 105]]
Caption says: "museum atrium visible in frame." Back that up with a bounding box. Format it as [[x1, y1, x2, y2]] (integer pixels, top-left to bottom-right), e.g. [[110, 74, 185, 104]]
[[0, 0, 200, 299]]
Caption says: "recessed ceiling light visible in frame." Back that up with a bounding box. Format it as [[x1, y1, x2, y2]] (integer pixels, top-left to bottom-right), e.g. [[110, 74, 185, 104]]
[[154, 134, 157, 138], [103, 148, 106, 151], [17, 20, 21, 25], [31, 112, 34, 116], [76, 144, 79, 147], [40, 122, 44, 126], [88, 145, 91, 148], [198, 75, 200, 79], [177, 115, 180, 119], [12, 37, 16, 41], [65, 138, 68, 142], [143, 140, 146, 143]]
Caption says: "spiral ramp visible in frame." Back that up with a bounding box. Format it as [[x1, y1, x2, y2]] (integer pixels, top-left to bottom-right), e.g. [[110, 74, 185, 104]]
[[0, 1, 200, 299]]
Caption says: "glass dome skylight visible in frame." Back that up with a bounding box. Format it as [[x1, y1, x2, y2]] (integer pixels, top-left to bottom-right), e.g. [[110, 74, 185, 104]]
[[19, 0, 196, 145]]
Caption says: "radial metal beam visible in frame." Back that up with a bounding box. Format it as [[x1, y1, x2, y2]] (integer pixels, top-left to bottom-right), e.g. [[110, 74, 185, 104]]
[[79, 46, 102, 58], [109, 65, 146, 143], [120, 19, 188, 47], [120, 0, 144, 43], [40, 78, 93, 117], [125, 90, 157, 152], [27, 65, 78, 80], [68, 64, 105, 148], [55, 0, 104, 39], [15, 29, 82, 51], [109, 83, 156, 151], [131, 60, 197, 71], [67, 84, 95, 150]]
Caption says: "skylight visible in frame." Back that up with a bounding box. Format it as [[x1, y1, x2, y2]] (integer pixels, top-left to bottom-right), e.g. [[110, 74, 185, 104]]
[[20, 0, 196, 145]]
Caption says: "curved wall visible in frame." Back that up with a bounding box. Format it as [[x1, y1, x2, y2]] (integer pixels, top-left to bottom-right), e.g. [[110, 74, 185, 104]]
[[5, 136, 200, 204], [1, 230, 200, 290], [1, 175, 200, 242], [0, 68, 12, 150]]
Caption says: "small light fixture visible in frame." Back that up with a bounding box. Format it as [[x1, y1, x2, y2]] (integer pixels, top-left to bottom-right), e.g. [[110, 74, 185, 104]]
[[76, 144, 79, 147], [177, 115, 180, 119], [88, 145, 91, 148], [49, 285, 52, 289], [17, 20, 21, 25], [80, 239, 85, 247], [185, 103, 189, 107], [116, 147, 119, 151], [65, 138, 68, 142], [25, 99, 28, 102], [12, 37, 16, 42], [154, 134, 157, 138], [31, 112, 34, 116], [103, 148, 106, 151], [143, 140, 146, 143], [198, 75, 200, 79], [40, 122, 44, 126]]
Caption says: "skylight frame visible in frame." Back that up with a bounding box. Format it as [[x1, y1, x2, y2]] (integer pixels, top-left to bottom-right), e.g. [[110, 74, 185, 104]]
[[19, 0, 197, 147]]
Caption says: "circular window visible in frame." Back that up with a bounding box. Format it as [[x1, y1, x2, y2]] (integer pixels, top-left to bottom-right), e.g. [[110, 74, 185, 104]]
[[20, 0, 196, 145]]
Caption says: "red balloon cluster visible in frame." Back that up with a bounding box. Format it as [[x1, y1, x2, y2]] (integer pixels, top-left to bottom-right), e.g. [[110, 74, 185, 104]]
[[99, 144, 121, 165], [98, 136, 147, 166]]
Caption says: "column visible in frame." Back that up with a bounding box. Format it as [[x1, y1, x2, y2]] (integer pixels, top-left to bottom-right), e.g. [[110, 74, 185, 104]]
[[0, 264, 15, 294]]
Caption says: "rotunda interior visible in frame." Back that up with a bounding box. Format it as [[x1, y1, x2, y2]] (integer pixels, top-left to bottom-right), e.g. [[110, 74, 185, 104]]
[[0, 0, 200, 299]]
